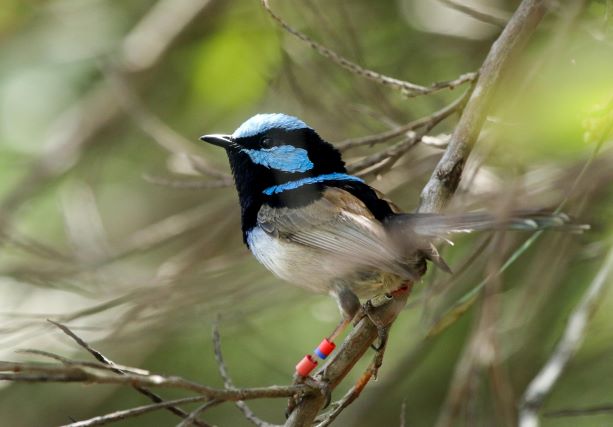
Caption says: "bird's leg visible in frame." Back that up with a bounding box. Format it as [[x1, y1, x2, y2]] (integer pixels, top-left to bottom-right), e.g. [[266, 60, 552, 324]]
[[328, 286, 362, 340], [287, 288, 360, 416], [327, 317, 351, 342], [358, 296, 392, 371]]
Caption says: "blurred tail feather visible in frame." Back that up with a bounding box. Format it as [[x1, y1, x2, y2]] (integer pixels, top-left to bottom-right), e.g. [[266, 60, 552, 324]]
[[386, 211, 589, 238]]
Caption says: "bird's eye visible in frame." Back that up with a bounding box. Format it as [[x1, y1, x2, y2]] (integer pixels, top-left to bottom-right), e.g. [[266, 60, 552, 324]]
[[261, 137, 274, 148]]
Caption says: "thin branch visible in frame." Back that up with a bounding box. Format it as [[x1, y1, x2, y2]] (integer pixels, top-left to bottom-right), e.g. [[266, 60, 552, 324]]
[[545, 403, 613, 418], [347, 92, 468, 176], [212, 321, 280, 427], [47, 320, 209, 427], [314, 359, 380, 427], [261, 0, 476, 97], [519, 246, 613, 427], [61, 396, 209, 427], [175, 400, 222, 427], [337, 94, 466, 152], [48, 320, 114, 366], [439, 0, 510, 27], [16, 349, 147, 375], [0, 362, 310, 401]]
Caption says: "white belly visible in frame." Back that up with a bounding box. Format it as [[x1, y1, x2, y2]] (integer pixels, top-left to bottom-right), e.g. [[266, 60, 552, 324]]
[[246, 226, 336, 293], [246, 226, 402, 298]]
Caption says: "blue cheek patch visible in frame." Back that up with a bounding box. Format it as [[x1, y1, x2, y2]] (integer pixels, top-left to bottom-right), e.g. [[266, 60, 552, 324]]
[[242, 145, 314, 173]]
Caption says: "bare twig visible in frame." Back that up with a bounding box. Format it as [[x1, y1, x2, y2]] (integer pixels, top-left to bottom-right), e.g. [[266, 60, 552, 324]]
[[337, 94, 467, 152], [314, 358, 382, 427], [48, 320, 114, 366], [519, 246, 613, 427], [47, 320, 210, 427], [439, 0, 510, 27], [545, 403, 613, 418], [16, 349, 147, 375], [212, 321, 280, 427], [175, 400, 222, 427], [0, 361, 310, 401], [347, 92, 468, 176], [261, 0, 476, 97], [61, 396, 209, 427]]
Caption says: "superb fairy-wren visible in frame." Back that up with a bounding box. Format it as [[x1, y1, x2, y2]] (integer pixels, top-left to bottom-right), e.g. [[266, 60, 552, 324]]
[[201, 113, 584, 374]]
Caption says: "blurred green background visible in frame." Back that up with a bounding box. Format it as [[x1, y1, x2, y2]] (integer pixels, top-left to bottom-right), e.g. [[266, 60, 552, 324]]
[[0, 0, 612, 426]]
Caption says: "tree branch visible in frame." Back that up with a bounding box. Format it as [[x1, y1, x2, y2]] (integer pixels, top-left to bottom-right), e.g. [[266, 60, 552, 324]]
[[46, 320, 210, 427], [261, 0, 476, 97], [0, 362, 309, 401], [61, 396, 210, 427], [337, 93, 468, 152], [418, 0, 548, 214], [346, 91, 469, 176]]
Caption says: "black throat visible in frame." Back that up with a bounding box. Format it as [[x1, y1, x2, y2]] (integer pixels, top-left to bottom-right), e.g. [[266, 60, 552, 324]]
[[225, 128, 348, 242]]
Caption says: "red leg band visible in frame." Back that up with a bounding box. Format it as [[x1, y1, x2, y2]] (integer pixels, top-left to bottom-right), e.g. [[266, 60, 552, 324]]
[[296, 354, 318, 377], [314, 338, 336, 359]]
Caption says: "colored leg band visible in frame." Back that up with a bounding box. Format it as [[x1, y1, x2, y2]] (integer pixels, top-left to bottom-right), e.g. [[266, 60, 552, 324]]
[[296, 355, 318, 377], [295, 339, 336, 377], [314, 338, 336, 359]]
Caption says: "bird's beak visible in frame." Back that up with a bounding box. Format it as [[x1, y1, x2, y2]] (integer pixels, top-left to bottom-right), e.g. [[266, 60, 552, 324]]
[[199, 134, 235, 149]]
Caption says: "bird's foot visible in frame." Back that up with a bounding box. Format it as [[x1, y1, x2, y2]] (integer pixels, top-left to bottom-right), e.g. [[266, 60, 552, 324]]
[[355, 286, 413, 379]]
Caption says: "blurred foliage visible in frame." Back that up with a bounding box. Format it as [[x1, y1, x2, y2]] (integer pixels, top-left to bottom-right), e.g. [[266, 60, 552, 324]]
[[0, 0, 612, 426]]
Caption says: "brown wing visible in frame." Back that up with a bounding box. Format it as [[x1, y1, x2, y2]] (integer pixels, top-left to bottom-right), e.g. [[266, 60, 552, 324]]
[[257, 187, 423, 280]]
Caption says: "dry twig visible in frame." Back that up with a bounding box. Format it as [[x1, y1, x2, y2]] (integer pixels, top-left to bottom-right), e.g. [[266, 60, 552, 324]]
[[61, 396, 210, 427], [439, 0, 510, 27], [48, 320, 211, 427], [337, 93, 467, 152], [212, 321, 280, 427], [0, 361, 309, 401], [347, 92, 469, 176], [261, 0, 477, 97], [0, 0, 215, 238]]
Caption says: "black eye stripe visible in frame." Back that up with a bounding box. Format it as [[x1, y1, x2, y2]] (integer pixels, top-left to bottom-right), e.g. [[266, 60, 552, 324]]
[[261, 137, 274, 148]]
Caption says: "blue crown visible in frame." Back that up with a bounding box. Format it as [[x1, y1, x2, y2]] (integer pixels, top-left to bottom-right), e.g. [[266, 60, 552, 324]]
[[232, 113, 310, 139]]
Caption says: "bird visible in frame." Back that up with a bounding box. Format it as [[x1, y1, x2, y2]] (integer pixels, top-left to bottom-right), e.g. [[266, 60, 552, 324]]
[[200, 113, 585, 375]]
